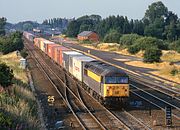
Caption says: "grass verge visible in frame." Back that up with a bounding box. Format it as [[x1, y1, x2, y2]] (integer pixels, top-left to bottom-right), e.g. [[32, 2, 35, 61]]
[[0, 52, 40, 129]]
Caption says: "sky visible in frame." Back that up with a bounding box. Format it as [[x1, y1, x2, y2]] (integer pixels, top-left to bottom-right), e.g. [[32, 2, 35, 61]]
[[0, 0, 180, 23]]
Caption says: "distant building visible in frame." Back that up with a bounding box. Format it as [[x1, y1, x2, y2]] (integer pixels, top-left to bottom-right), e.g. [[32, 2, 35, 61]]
[[77, 31, 99, 42]]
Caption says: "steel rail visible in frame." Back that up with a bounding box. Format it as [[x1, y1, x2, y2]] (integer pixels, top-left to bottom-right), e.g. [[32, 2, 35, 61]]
[[25, 43, 107, 130], [25, 43, 88, 130], [130, 84, 180, 120], [34, 41, 153, 130]]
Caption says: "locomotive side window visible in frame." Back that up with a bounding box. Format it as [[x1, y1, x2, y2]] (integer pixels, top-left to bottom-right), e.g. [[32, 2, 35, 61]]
[[105, 77, 128, 84]]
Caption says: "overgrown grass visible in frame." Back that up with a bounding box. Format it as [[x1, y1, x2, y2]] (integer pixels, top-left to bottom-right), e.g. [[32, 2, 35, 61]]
[[176, 85, 180, 88], [0, 52, 28, 83], [0, 85, 40, 129], [161, 50, 180, 62], [97, 43, 120, 51], [125, 61, 180, 84], [0, 52, 40, 129]]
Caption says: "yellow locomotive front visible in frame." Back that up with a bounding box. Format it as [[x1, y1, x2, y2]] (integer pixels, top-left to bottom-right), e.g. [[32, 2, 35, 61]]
[[101, 69, 129, 106], [104, 76, 129, 97]]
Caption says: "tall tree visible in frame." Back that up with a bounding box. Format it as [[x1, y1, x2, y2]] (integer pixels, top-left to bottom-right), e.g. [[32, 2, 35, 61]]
[[144, 17, 165, 39], [165, 11, 178, 25], [164, 22, 177, 41], [132, 20, 144, 35], [144, 1, 168, 23], [66, 20, 80, 37], [0, 17, 6, 36]]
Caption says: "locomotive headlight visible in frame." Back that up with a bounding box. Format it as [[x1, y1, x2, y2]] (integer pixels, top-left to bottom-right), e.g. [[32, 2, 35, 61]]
[[107, 86, 109, 90]]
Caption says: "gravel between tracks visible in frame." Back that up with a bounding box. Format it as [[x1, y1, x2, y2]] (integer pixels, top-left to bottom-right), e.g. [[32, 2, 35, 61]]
[[26, 42, 81, 130]]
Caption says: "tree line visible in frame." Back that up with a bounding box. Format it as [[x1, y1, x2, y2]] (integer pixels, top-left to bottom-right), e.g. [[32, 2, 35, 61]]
[[65, 1, 180, 62], [66, 1, 180, 42], [42, 17, 69, 30], [0, 17, 24, 89]]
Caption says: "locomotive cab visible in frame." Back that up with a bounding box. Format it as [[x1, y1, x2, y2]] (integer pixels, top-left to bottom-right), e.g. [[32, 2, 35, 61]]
[[83, 61, 129, 106]]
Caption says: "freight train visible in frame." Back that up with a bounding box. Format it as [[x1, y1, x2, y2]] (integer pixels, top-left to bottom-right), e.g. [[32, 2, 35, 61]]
[[23, 32, 129, 105]]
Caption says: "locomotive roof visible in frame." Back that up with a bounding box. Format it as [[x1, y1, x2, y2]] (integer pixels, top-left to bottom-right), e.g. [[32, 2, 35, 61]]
[[84, 61, 127, 76]]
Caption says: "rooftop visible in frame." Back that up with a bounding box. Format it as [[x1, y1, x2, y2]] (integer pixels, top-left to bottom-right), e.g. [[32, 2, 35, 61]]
[[78, 31, 94, 37]]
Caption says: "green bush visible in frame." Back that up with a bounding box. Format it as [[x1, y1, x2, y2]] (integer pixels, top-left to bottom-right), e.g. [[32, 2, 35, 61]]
[[20, 49, 28, 59], [0, 31, 24, 54], [135, 37, 165, 50], [128, 36, 167, 55], [0, 112, 13, 127], [169, 39, 180, 53], [103, 29, 121, 43], [170, 68, 179, 76], [143, 47, 162, 63], [119, 34, 141, 46], [128, 44, 140, 54], [0, 63, 14, 88]]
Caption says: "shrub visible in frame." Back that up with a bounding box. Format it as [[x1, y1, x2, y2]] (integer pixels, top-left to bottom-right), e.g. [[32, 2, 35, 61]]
[[119, 34, 141, 46], [0, 112, 13, 127], [0, 63, 14, 88], [169, 39, 180, 53], [20, 49, 28, 59], [170, 68, 179, 76], [143, 47, 162, 63], [0, 31, 24, 54], [128, 44, 140, 54], [103, 29, 121, 43], [135, 37, 165, 50]]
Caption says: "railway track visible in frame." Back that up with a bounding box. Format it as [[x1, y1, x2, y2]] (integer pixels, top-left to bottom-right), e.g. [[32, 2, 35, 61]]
[[25, 39, 156, 129], [130, 84, 180, 127], [26, 43, 109, 129], [27, 42, 133, 130], [26, 40, 154, 130], [25, 38, 180, 129], [61, 42, 180, 92], [61, 42, 180, 99], [130, 83, 180, 120], [60, 41, 180, 128], [130, 76, 180, 101]]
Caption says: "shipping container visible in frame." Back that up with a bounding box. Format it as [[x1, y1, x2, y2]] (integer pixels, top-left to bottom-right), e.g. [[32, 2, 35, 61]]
[[72, 56, 95, 81], [54, 46, 70, 65], [63, 51, 83, 72], [34, 38, 42, 48], [43, 40, 54, 53], [43, 41, 55, 54], [39, 39, 47, 51], [47, 44, 61, 59], [38, 39, 53, 52], [69, 55, 83, 74], [33, 38, 38, 47]]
